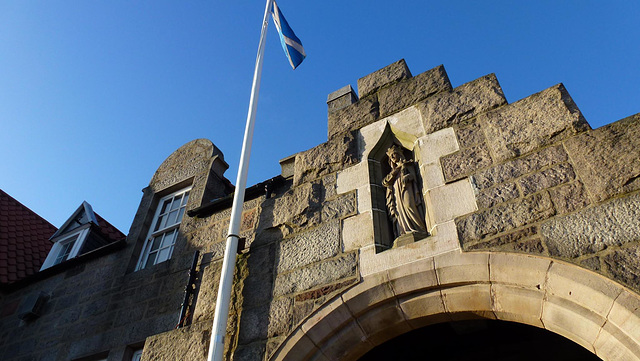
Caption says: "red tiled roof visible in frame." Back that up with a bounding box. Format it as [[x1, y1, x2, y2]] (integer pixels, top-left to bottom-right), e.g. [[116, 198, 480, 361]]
[[0, 190, 57, 285], [94, 213, 126, 242]]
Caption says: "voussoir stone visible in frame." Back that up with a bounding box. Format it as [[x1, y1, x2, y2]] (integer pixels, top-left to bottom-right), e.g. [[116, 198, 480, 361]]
[[357, 59, 412, 99], [481, 84, 589, 162], [564, 113, 640, 202], [541, 192, 640, 259], [419, 73, 507, 134]]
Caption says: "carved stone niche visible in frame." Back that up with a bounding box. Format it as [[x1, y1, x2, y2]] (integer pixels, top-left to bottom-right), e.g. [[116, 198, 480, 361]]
[[368, 125, 429, 253]]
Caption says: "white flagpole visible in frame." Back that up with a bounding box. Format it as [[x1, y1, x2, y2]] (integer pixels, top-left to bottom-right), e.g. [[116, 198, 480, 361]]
[[207, 0, 273, 360]]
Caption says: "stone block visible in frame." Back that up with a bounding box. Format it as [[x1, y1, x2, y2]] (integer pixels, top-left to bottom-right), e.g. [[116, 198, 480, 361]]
[[336, 163, 367, 195], [491, 284, 544, 327], [541, 294, 601, 352], [548, 181, 590, 215], [489, 253, 550, 289], [564, 113, 640, 202], [398, 290, 450, 329], [481, 84, 589, 162], [342, 212, 374, 252], [270, 328, 320, 361], [419, 73, 507, 134], [455, 120, 485, 148], [420, 162, 446, 191], [341, 271, 393, 317], [384, 106, 425, 139], [427, 178, 477, 225], [356, 185, 372, 213], [357, 59, 412, 99], [328, 95, 379, 140], [356, 119, 388, 158], [279, 154, 296, 179], [273, 253, 357, 297], [457, 192, 555, 244], [441, 144, 493, 182], [277, 222, 341, 273], [233, 341, 266, 361], [546, 262, 623, 317], [356, 301, 411, 345], [378, 65, 452, 118], [476, 182, 520, 209], [541, 193, 640, 259], [603, 245, 640, 292], [142, 321, 211, 361], [472, 145, 568, 190], [317, 320, 372, 361], [359, 221, 459, 276], [593, 321, 640, 361], [441, 283, 493, 317], [518, 163, 575, 196], [607, 289, 640, 347], [301, 298, 354, 346], [327, 85, 357, 113], [434, 251, 489, 286], [464, 226, 538, 251], [415, 127, 459, 165], [294, 132, 359, 186], [387, 257, 437, 296]]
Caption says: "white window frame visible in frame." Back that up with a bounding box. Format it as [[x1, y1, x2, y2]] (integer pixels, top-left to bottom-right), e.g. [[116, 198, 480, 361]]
[[135, 187, 191, 271], [40, 227, 90, 270], [131, 349, 143, 361]]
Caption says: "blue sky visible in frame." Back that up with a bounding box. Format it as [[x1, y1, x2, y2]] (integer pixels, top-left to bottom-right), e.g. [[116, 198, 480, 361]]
[[1, 1, 639, 234]]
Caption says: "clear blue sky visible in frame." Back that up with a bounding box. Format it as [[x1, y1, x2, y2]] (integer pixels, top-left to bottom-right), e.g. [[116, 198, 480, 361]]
[[1, 1, 639, 234]]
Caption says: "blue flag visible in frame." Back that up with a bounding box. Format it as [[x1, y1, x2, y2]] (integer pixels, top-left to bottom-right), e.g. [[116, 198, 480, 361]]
[[271, 1, 306, 69]]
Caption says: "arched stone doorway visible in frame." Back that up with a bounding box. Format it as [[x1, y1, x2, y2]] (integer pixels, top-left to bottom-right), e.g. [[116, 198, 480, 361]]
[[271, 251, 640, 361], [359, 319, 600, 360]]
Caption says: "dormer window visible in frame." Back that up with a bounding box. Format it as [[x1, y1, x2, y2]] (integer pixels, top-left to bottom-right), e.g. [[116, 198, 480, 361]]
[[135, 187, 191, 271], [40, 201, 124, 271]]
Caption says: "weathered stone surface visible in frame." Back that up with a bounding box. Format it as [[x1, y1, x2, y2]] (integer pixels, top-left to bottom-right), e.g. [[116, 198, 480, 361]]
[[242, 244, 276, 309], [518, 163, 576, 196], [456, 120, 485, 148], [328, 95, 379, 140], [327, 85, 358, 113], [378, 65, 452, 117], [604, 245, 640, 292], [542, 193, 640, 259], [150, 138, 226, 193], [441, 144, 493, 182], [234, 341, 266, 361], [476, 182, 520, 209], [277, 222, 341, 273], [472, 145, 568, 190], [192, 261, 222, 323], [357, 59, 412, 99], [549, 181, 590, 215], [564, 113, 640, 202], [465, 226, 537, 251], [273, 253, 357, 297], [143, 321, 210, 361], [294, 132, 359, 186], [481, 84, 589, 162], [457, 192, 555, 243], [419, 74, 506, 134]]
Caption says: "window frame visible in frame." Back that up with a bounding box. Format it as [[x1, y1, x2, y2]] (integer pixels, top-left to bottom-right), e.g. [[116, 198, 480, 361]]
[[40, 227, 90, 270], [131, 349, 143, 361], [135, 186, 191, 271]]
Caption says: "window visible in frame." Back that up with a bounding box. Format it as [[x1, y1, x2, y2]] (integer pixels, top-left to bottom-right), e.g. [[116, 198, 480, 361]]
[[135, 187, 191, 270], [131, 349, 143, 361], [40, 228, 90, 270]]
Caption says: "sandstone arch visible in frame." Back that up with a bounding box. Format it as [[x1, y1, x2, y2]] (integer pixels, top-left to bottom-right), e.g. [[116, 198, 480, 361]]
[[271, 251, 640, 361]]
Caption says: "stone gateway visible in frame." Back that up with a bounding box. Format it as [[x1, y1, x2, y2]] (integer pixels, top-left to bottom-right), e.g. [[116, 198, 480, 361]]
[[1, 59, 640, 361]]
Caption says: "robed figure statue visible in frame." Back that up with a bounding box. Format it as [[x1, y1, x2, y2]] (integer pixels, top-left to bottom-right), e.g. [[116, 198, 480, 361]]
[[382, 145, 428, 238]]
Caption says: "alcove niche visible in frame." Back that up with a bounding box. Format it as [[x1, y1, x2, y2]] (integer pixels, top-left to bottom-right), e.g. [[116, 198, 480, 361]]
[[367, 123, 431, 253]]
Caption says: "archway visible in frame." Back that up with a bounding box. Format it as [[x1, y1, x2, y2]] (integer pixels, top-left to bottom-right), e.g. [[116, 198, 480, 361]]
[[271, 251, 640, 361], [359, 319, 600, 360]]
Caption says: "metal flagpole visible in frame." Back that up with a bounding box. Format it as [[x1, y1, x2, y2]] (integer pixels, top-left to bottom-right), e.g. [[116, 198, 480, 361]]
[[207, 0, 273, 359]]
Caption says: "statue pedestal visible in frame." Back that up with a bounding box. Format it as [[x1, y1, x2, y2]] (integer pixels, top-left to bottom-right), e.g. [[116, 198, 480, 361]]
[[392, 231, 429, 248]]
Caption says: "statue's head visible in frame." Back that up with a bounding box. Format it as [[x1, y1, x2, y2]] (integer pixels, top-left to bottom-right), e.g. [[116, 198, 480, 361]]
[[386, 145, 406, 165]]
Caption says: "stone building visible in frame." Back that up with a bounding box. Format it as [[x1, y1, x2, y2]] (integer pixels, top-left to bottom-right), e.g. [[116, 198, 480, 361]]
[[1, 59, 640, 360]]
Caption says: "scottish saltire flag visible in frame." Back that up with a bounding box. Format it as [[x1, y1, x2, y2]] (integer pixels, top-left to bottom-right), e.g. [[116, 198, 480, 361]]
[[271, 1, 306, 69]]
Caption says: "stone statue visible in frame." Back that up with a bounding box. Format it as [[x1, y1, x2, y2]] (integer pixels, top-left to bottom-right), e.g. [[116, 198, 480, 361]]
[[382, 145, 427, 238]]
